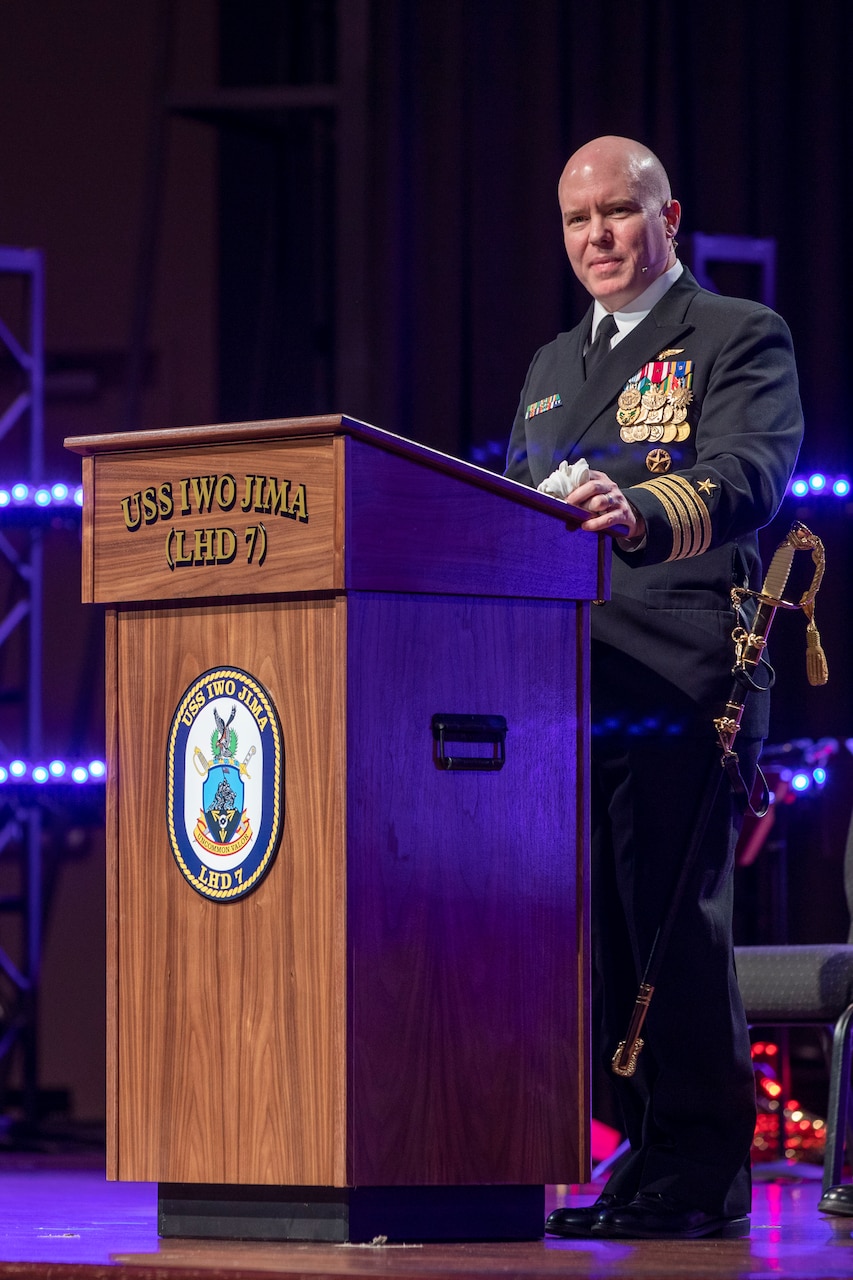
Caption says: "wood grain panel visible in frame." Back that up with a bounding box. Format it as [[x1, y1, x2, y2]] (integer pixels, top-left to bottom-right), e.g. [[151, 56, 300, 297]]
[[89, 440, 340, 604], [111, 598, 347, 1185], [345, 592, 590, 1186]]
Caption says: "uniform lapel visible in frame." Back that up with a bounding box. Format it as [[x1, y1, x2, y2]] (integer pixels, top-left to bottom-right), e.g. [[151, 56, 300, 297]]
[[551, 270, 701, 463], [533, 311, 587, 475]]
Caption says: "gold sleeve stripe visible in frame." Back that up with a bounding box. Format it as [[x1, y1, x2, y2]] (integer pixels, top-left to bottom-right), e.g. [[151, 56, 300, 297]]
[[633, 475, 712, 561]]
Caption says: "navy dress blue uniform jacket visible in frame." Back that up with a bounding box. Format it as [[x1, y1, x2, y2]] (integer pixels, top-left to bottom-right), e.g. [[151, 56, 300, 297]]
[[506, 267, 804, 741], [506, 267, 803, 1216]]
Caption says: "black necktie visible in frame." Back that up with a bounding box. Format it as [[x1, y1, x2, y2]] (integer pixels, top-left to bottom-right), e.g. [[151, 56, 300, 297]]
[[584, 313, 619, 377]]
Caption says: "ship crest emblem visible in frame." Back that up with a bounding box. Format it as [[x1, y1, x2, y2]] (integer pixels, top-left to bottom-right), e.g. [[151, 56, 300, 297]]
[[166, 666, 284, 901]]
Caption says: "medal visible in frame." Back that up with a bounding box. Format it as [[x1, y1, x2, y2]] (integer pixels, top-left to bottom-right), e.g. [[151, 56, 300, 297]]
[[616, 359, 695, 450], [617, 404, 642, 427], [642, 386, 667, 411], [646, 448, 672, 473]]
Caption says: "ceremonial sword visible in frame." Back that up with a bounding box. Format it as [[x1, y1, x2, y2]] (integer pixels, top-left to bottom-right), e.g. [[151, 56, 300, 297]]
[[611, 521, 828, 1078]]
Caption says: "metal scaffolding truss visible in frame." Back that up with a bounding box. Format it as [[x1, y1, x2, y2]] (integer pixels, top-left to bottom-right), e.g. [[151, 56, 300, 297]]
[[0, 245, 45, 1132]]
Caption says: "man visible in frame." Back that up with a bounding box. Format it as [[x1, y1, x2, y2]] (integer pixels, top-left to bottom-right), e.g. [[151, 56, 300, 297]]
[[505, 136, 802, 1240]]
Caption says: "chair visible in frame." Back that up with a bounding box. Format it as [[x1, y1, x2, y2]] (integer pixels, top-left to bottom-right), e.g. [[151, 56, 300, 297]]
[[734, 804, 853, 1210]]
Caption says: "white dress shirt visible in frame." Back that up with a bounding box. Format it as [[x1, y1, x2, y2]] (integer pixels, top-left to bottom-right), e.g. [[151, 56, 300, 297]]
[[589, 259, 684, 349]]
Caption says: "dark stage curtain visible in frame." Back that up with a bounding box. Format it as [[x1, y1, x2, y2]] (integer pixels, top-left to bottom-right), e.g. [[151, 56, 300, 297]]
[[355, 0, 852, 474]]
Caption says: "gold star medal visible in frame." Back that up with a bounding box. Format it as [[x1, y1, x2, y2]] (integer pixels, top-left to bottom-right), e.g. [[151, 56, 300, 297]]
[[646, 448, 672, 474]]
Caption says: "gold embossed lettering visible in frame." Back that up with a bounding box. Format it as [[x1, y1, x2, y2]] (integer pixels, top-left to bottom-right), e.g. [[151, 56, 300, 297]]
[[120, 493, 142, 531]]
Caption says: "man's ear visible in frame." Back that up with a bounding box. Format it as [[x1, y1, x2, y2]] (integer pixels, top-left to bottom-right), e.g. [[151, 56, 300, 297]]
[[663, 198, 682, 238]]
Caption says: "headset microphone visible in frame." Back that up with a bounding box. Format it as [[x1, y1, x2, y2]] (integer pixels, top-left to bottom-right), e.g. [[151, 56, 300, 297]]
[[641, 240, 676, 276]]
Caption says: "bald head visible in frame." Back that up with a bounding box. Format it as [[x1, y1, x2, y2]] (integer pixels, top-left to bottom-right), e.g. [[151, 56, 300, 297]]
[[559, 136, 672, 210], [557, 136, 681, 310]]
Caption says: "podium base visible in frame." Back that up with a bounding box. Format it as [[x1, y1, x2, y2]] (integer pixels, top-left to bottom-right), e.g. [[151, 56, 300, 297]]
[[158, 1182, 545, 1242]]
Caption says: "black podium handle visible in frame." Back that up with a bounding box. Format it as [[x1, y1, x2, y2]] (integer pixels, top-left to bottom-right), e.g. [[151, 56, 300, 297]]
[[431, 713, 507, 771]]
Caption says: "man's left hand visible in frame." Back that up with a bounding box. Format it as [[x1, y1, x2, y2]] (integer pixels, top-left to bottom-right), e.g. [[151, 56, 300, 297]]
[[568, 468, 645, 541]]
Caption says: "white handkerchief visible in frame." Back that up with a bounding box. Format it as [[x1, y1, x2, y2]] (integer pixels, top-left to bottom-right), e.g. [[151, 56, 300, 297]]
[[537, 458, 590, 500]]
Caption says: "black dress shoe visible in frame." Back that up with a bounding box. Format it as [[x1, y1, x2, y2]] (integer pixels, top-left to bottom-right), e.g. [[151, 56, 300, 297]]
[[819, 1184, 853, 1216], [545, 1193, 629, 1238], [591, 1191, 750, 1240]]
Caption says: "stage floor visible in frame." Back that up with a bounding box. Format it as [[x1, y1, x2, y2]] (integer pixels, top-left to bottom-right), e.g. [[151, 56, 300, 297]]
[[0, 1156, 851, 1280]]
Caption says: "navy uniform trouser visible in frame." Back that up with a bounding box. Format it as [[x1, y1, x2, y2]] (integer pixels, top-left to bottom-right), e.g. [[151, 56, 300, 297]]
[[590, 734, 759, 1217]]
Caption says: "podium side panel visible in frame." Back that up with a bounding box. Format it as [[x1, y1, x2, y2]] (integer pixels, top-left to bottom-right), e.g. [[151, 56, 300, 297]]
[[105, 608, 119, 1180], [81, 456, 95, 603], [111, 598, 347, 1185], [347, 592, 590, 1186]]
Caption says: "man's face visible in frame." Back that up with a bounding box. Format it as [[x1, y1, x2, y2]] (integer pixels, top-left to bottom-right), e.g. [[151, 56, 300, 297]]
[[558, 152, 679, 311]]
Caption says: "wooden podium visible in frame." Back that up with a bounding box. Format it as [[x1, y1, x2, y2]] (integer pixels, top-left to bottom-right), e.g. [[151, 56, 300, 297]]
[[65, 415, 607, 1243]]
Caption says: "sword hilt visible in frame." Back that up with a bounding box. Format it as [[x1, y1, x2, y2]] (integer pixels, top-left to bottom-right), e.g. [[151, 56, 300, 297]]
[[611, 983, 654, 1077]]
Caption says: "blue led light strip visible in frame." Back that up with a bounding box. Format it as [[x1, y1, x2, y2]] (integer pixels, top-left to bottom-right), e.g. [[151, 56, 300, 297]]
[[0, 758, 106, 785], [0, 482, 84, 510], [789, 474, 851, 499]]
